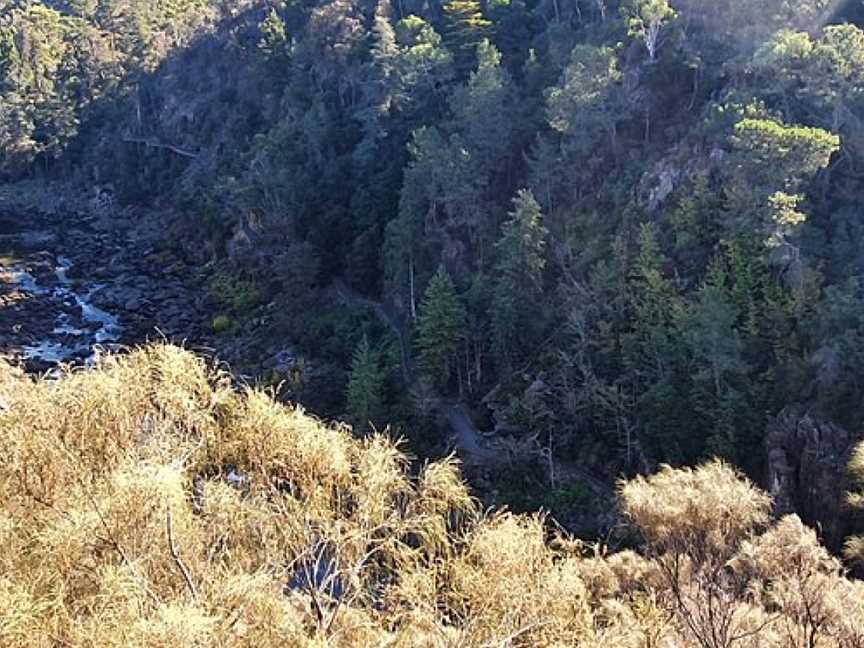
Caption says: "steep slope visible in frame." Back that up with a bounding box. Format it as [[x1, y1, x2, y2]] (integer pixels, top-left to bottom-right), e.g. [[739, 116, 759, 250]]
[[2, 344, 864, 647]]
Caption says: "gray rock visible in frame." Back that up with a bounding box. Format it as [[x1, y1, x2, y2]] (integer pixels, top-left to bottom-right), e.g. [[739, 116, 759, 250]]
[[124, 297, 145, 311], [765, 406, 859, 551], [2, 230, 58, 250], [264, 348, 297, 373]]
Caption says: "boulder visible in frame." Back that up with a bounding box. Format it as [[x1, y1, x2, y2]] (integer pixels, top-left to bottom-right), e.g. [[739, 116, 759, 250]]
[[263, 348, 297, 373], [124, 297, 145, 312]]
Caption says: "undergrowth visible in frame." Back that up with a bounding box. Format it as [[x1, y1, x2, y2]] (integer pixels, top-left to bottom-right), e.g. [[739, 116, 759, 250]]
[[1, 344, 863, 647]]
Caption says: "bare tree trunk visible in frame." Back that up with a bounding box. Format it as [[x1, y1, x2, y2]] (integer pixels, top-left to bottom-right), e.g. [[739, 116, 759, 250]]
[[689, 66, 701, 111], [408, 257, 416, 320], [595, 0, 606, 21], [464, 337, 472, 393], [136, 88, 142, 128], [545, 441, 556, 488], [645, 108, 651, 144]]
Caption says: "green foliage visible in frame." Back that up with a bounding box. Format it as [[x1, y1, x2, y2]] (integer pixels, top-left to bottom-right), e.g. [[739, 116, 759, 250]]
[[0, 0, 214, 178], [727, 117, 840, 245], [208, 273, 263, 315], [258, 9, 290, 61], [415, 267, 466, 390], [622, 0, 677, 61], [490, 465, 592, 518], [546, 45, 623, 155], [753, 23, 864, 157], [680, 261, 751, 463], [211, 314, 232, 333], [449, 39, 515, 164], [803, 278, 864, 422], [730, 119, 840, 188], [442, 0, 492, 71], [346, 335, 387, 433], [300, 307, 381, 366], [492, 189, 548, 365]]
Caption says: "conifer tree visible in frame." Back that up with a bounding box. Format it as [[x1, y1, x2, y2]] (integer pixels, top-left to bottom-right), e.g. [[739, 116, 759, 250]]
[[546, 45, 624, 156], [492, 189, 548, 366], [442, 0, 491, 73], [681, 258, 750, 463], [346, 335, 386, 433], [258, 9, 291, 62], [623, 223, 690, 461], [449, 39, 514, 166], [416, 267, 466, 390]]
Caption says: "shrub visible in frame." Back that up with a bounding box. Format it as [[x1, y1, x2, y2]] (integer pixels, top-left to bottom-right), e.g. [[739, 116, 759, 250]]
[[211, 314, 232, 333], [208, 272, 263, 314], [1, 346, 863, 647]]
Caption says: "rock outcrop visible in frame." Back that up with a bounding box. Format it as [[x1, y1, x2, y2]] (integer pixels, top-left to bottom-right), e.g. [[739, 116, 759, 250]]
[[766, 406, 859, 550]]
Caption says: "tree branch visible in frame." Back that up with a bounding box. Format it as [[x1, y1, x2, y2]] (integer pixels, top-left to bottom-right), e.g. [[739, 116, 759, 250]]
[[122, 135, 199, 159], [166, 504, 198, 599]]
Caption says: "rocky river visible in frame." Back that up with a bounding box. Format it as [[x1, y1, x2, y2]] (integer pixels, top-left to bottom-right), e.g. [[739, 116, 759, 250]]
[[0, 201, 214, 373]]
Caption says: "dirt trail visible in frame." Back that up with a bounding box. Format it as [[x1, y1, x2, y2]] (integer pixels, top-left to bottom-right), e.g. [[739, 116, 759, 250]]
[[332, 279, 615, 500]]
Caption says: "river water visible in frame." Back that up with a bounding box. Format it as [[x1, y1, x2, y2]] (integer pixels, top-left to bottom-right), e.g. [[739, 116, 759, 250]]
[[1, 214, 123, 371]]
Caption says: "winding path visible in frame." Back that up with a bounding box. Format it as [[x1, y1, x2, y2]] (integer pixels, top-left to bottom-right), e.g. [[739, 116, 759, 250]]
[[332, 279, 615, 500]]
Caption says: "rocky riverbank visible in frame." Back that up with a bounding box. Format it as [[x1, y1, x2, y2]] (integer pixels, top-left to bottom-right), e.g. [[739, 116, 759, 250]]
[[1, 203, 202, 370], [0, 186, 297, 378]]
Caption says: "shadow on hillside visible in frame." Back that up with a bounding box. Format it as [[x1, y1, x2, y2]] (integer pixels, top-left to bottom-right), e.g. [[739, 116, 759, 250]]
[[52, 3, 278, 210]]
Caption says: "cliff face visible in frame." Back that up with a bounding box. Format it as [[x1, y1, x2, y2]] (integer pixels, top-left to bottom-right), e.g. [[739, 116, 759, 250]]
[[766, 406, 860, 550]]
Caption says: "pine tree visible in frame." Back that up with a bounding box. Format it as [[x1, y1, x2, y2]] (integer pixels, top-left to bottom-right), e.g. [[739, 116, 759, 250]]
[[623, 223, 690, 462], [449, 39, 514, 167], [258, 9, 290, 62], [492, 189, 548, 366], [727, 117, 839, 247], [442, 0, 492, 74], [545, 44, 625, 163], [681, 258, 750, 463], [415, 267, 466, 390], [346, 335, 386, 433]]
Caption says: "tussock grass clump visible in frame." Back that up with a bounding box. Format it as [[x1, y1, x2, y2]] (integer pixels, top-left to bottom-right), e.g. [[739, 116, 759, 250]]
[[1, 344, 863, 647]]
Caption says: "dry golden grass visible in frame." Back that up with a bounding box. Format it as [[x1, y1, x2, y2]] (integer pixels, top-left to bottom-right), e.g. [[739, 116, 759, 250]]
[[1, 344, 862, 647]]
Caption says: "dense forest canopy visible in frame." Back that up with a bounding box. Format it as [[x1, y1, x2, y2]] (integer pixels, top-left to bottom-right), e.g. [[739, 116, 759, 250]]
[[5, 0, 864, 544]]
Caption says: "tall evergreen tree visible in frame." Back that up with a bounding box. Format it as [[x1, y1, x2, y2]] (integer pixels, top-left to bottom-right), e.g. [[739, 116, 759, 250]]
[[623, 223, 689, 462], [492, 189, 548, 366], [546, 45, 623, 155], [415, 267, 467, 390], [346, 335, 386, 433], [442, 0, 492, 74], [680, 259, 750, 463], [258, 9, 291, 62], [449, 39, 515, 171]]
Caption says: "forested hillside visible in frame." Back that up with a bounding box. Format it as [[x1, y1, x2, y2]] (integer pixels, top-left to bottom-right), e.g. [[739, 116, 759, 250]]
[[5, 0, 864, 540]]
